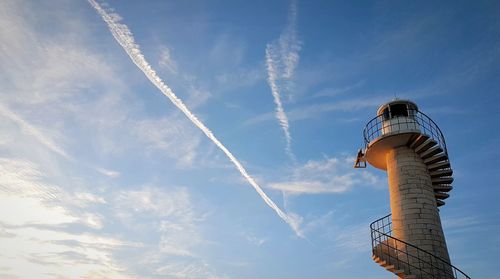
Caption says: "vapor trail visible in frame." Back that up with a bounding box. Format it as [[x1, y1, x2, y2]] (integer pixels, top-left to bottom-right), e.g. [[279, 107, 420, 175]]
[[0, 103, 71, 160], [88, 0, 303, 237], [265, 0, 300, 161], [265, 46, 294, 160]]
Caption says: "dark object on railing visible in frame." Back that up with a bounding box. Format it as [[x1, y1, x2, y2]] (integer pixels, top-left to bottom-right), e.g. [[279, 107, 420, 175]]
[[363, 110, 448, 157], [354, 148, 366, 168], [370, 214, 471, 279]]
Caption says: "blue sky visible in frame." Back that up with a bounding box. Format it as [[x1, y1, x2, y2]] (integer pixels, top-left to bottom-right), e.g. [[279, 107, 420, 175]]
[[1, 0, 499, 278]]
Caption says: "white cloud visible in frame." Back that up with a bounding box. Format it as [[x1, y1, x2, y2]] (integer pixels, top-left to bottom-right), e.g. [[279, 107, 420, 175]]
[[157, 44, 213, 109], [133, 116, 202, 168], [0, 1, 224, 277], [113, 186, 227, 278], [81, 212, 105, 230], [114, 186, 201, 256], [94, 167, 121, 178], [0, 157, 137, 278], [0, 104, 71, 160], [0, 195, 77, 226], [0, 156, 220, 278], [185, 86, 213, 110], [0, 4, 119, 106], [241, 230, 269, 246], [269, 156, 380, 195], [155, 261, 225, 279], [74, 192, 107, 206], [245, 234, 268, 246], [0, 226, 136, 279], [158, 45, 178, 74]]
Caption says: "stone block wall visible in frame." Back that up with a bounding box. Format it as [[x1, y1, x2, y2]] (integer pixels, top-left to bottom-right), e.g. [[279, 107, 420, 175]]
[[386, 146, 452, 277]]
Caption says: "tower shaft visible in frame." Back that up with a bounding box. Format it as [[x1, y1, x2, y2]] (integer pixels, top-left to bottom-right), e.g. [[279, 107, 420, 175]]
[[387, 146, 451, 277]]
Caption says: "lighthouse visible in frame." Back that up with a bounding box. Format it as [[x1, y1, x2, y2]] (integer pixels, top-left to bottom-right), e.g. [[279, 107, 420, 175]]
[[355, 100, 470, 278]]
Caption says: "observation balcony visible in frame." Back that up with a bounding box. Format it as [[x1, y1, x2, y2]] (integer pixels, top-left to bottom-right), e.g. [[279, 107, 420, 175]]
[[356, 106, 454, 207]]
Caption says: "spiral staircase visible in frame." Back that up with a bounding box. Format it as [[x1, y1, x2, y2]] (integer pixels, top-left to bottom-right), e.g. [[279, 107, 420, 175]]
[[361, 110, 471, 278], [371, 214, 470, 279]]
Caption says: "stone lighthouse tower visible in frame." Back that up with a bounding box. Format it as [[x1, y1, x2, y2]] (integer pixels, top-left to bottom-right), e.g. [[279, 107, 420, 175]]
[[354, 100, 470, 278]]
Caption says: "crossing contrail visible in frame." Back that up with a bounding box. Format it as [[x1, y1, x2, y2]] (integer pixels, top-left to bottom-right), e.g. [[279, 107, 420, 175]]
[[265, 0, 300, 161], [265, 46, 294, 160], [88, 0, 303, 237]]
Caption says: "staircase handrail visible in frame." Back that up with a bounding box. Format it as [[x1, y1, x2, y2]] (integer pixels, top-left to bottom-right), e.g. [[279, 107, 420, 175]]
[[370, 214, 470, 279]]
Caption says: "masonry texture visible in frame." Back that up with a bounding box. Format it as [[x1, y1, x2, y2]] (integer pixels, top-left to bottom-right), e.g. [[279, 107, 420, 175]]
[[386, 146, 451, 276]]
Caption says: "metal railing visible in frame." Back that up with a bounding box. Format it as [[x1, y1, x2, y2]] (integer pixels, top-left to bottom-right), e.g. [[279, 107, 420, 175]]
[[370, 214, 470, 279], [363, 110, 448, 156]]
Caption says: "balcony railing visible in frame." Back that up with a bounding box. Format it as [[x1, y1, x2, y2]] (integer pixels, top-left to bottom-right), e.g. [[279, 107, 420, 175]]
[[363, 110, 448, 156]]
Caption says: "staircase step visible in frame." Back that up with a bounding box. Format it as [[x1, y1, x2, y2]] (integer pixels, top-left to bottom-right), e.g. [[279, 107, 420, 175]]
[[428, 161, 451, 171], [372, 255, 387, 265], [436, 199, 446, 207], [379, 260, 391, 267], [434, 185, 453, 192], [384, 264, 395, 270], [424, 153, 448, 165], [406, 134, 421, 146], [414, 139, 438, 154], [432, 177, 454, 185], [435, 192, 450, 200], [420, 145, 444, 159], [430, 168, 453, 178], [393, 269, 405, 275], [409, 134, 429, 149]]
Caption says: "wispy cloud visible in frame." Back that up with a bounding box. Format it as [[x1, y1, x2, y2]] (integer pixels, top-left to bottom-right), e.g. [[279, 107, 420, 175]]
[[0, 103, 123, 178], [0, 1, 223, 277], [94, 167, 121, 178], [0, 103, 70, 160], [0, 156, 219, 278], [155, 260, 225, 279], [0, 157, 135, 278], [88, 0, 303, 237], [245, 96, 386, 126], [244, 233, 268, 246], [269, 156, 379, 195], [312, 81, 365, 99], [133, 116, 201, 168], [265, 0, 301, 160], [112, 185, 227, 278], [0, 226, 136, 279], [114, 186, 200, 257], [158, 45, 178, 74]]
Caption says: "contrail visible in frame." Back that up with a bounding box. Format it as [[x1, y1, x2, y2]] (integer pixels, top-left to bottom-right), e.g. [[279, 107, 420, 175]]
[[88, 0, 303, 237], [0, 103, 71, 160], [265, 46, 294, 160], [265, 0, 300, 161]]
